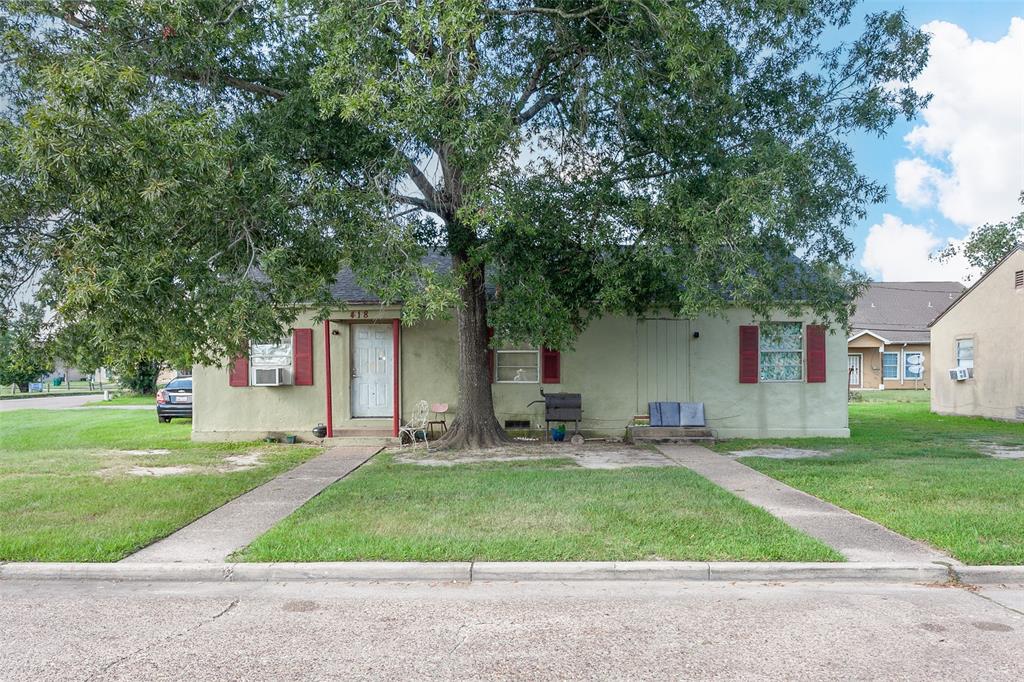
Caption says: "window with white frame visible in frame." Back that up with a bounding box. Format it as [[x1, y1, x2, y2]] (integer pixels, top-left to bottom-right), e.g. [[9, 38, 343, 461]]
[[495, 345, 539, 383], [904, 351, 924, 380], [759, 322, 804, 382], [882, 352, 900, 380], [250, 339, 293, 380], [955, 338, 974, 369]]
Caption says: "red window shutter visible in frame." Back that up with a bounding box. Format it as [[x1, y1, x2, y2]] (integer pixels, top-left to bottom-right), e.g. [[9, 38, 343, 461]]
[[739, 325, 759, 384], [228, 354, 249, 387], [487, 326, 495, 383], [293, 328, 314, 385], [806, 324, 827, 383], [541, 347, 561, 383]]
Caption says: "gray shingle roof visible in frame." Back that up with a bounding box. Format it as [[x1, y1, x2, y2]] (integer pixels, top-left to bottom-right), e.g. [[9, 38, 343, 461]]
[[849, 281, 965, 345], [327, 251, 456, 304]]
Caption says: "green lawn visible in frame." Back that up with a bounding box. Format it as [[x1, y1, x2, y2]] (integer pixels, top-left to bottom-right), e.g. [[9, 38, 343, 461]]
[[0, 408, 319, 561], [83, 394, 156, 406], [717, 402, 1024, 565], [239, 453, 841, 563]]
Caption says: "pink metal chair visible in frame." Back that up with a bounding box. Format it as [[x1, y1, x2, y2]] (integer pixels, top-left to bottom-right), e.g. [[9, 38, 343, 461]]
[[428, 403, 449, 437]]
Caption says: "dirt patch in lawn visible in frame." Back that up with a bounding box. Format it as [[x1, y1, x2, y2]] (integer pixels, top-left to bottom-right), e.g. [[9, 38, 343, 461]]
[[95, 450, 269, 477], [103, 449, 172, 456], [126, 465, 196, 477], [974, 442, 1024, 459], [393, 442, 675, 469], [729, 447, 837, 460]]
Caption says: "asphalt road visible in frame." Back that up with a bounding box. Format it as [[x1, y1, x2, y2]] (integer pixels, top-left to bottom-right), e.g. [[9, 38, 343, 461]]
[[0, 395, 154, 411], [1, 579, 1022, 680]]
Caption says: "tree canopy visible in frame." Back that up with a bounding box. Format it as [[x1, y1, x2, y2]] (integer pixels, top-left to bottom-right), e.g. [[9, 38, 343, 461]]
[[938, 193, 1024, 277], [1, 1, 930, 445], [0, 303, 53, 392]]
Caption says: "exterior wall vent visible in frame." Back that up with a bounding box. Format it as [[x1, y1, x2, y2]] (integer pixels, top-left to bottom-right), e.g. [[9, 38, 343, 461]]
[[1015, 270, 1023, 289]]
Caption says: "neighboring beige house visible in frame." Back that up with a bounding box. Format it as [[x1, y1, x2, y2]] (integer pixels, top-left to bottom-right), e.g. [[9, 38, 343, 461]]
[[930, 246, 1024, 422], [847, 281, 964, 390], [192, 260, 851, 442]]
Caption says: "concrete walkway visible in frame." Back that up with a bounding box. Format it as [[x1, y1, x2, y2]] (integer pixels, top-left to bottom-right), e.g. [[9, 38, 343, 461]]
[[123, 445, 380, 563], [657, 444, 955, 564]]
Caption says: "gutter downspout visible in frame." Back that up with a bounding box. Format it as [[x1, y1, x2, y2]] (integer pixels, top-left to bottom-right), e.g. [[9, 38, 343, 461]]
[[392, 318, 400, 438], [324, 321, 334, 438]]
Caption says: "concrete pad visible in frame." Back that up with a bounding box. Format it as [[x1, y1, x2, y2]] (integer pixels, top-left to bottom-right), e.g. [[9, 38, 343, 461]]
[[122, 445, 379, 563], [657, 444, 955, 564]]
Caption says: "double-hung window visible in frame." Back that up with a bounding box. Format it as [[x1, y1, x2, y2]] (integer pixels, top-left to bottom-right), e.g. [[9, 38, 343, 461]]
[[250, 339, 293, 381], [903, 352, 924, 380], [955, 339, 974, 369], [759, 322, 804, 382], [882, 352, 900, 380], [495, 345, 539, 383]]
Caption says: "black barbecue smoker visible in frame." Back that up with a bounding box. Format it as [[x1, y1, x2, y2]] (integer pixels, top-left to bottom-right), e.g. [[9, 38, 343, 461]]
[[528, 388, 583, 442]]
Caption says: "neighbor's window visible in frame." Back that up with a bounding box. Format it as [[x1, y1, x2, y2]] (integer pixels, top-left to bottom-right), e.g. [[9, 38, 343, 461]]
[[495, 345, 539, 383], [759, 322, 804, 382], [955, 338, 974, 369], [882, 352, 900, 380], [250, 339, 293, 369], [904, 352, 924, 380]]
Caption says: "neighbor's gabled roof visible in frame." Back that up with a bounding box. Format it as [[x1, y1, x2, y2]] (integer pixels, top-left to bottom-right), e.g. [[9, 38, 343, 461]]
[[849, 280, 965, 344], [847, 329, 891, 345], [928, 244, 1024, 328]]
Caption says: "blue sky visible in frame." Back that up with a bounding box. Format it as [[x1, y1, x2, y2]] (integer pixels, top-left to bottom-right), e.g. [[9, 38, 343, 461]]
[[840, 1, 1024, 282]]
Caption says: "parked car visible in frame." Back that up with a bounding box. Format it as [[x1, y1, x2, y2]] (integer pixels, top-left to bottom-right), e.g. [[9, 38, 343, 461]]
[[156, 377, 192, 423]]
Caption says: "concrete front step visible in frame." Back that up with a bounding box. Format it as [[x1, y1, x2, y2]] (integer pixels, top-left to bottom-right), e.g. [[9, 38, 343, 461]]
[[628, 426, 716, 443]]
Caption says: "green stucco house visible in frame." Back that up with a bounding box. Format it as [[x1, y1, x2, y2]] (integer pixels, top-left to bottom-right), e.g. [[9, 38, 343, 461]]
[[192, 260, 850, 442]]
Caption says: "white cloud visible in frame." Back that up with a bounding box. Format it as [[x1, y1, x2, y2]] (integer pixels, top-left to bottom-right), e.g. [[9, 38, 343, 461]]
[[861, 214, 973, 282], [897, 18, 1024, 227], [894, 157, 944, 208]]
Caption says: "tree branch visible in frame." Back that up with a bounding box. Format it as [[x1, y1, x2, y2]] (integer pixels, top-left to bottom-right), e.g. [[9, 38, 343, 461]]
[[515, 92, 560, 125], [168, 69, 287, 100]]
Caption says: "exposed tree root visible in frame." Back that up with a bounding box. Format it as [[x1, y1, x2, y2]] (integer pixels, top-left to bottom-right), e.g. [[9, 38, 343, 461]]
[[430, 416, 514, 450]]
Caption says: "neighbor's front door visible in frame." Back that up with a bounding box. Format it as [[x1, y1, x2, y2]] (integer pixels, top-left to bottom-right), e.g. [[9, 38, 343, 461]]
[[848, 354, 862, 387], [351, 324, 393, 417]]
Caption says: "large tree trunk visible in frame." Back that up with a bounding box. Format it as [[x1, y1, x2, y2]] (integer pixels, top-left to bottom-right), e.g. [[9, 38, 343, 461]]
[[432, 252, 513, 450]]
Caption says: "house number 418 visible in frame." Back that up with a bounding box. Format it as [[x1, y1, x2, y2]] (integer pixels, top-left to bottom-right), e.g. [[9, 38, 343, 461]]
[[349, 311, 369, 319]]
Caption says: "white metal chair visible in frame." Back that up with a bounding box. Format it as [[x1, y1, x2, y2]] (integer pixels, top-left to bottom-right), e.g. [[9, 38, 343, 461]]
[[399, 400, 431, 446]]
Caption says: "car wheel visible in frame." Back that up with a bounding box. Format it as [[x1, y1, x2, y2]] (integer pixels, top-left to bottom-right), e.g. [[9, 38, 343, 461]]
[[159, 416, 172, 423]]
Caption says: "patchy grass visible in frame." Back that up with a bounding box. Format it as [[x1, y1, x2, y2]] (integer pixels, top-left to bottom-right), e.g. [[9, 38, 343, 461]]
[[850, 389, 930, 404], [0, 408, 319, 561], [717, 402, 1024, 565], [239, 453, 840, 563]]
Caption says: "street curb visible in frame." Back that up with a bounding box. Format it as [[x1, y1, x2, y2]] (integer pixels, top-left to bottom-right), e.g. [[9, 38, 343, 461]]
[[955, 566, 1024, 585], [0, 561, 1010, 585]]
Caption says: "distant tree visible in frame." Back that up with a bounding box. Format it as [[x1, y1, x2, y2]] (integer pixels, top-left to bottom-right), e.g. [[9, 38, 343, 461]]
[[0, 304, 53, 393], [938, 193, 1024, 276], [118, 359, 161, 395], [0, 2, 930, 447]]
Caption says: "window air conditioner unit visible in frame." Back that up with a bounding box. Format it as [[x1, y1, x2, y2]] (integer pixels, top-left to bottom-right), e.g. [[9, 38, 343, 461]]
[[252, 367, 288, 386], [948, 368, 972, 381]]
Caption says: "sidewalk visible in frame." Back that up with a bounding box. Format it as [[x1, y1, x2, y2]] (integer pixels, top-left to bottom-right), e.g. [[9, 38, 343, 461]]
[[657, 444, 955, 564], [122, 445, 380, 563]]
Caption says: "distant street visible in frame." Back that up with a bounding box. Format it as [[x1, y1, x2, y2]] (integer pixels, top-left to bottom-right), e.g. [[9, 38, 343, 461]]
[[1, 579, 1022, 680], [0, 395, 152, 411]]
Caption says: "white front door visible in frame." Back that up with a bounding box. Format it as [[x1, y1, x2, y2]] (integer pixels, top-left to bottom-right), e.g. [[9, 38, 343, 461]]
[[351, 325, 393, 417], [848, 354, 862, 387]]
